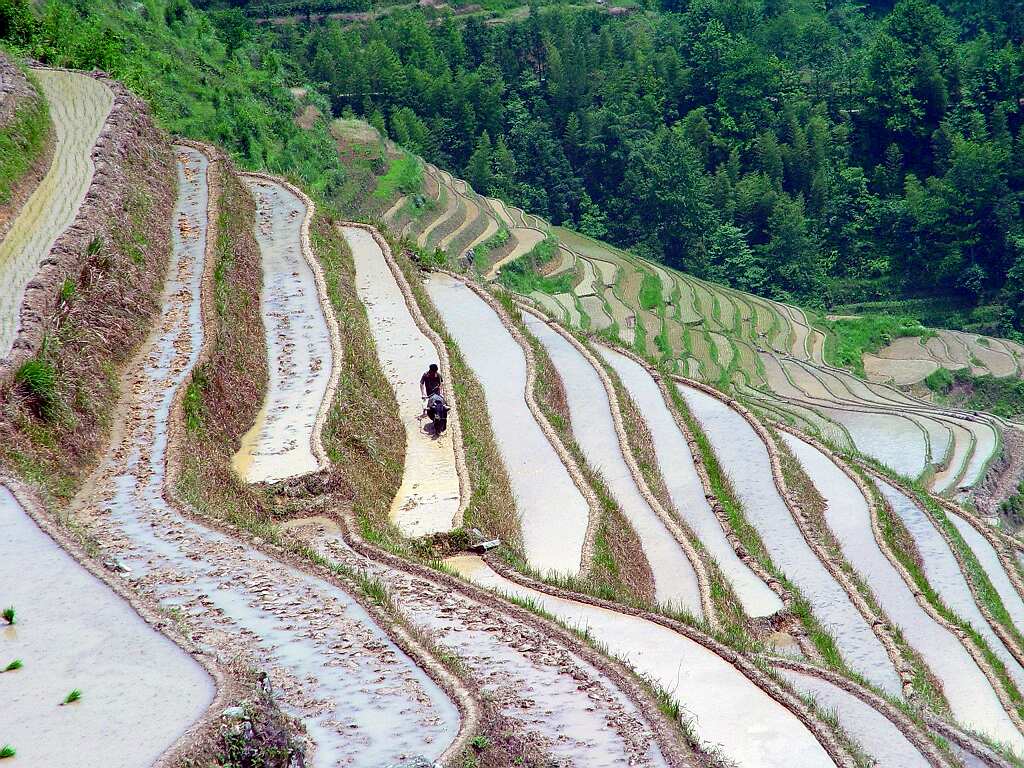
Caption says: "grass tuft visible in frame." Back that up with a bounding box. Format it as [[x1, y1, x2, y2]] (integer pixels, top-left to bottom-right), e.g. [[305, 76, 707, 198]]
[[3, 659, 23, 672], [0, 745, 14, 759], [1, 606, 15, 625], [62, 688, 82, 705]]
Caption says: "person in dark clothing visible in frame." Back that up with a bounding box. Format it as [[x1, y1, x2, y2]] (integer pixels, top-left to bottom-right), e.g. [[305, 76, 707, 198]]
[[425, 391, 449, 434], [420, 363, 442, 398]]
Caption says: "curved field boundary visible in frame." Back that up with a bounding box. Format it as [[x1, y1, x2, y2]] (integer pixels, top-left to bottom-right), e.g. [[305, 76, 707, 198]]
[[881, 479, 1024, 689], [483, 223, 546, 279], [230, 173, 339, 483], [425, 273, 590, 575], [158, 147, 469, 765], [769, 418, 1024, 749], [1, 475, 224, 768], [676, 378, 907, 695], [935, 495, 1024, 640], [770, 658, 949, 768], [320, 505, 690, 765], [453, 277, 605, 575], [866, 474, 1024, 750], [459, 195, 500, 257], [0, 69, 114, 371], [786, 356, 1001, 488], [0, 69, 111, 358], [597, 342, 785, 619], [470, 553, 860, 767], [343, 224, 468, 535], [882, 477, 1024, 677], [520, 302, 714, 621]]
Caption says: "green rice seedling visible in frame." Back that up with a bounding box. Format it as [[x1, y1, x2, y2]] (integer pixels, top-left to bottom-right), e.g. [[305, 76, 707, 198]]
[[3, 659, 23, 672], [0, 745, 15, 759], [1, 606, 14, 624], [62, 688, 82, 705]]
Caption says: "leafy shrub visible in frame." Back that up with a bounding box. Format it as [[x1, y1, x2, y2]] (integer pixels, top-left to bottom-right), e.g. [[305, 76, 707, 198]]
[[924, 367, 954, 393]]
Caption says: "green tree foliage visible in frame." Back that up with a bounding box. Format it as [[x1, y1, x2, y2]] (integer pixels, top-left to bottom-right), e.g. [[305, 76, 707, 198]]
[[272, 0, 1022, 315]]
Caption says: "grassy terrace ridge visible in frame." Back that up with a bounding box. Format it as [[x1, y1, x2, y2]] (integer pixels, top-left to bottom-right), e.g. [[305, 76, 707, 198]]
[[0, 62, 50, 208], [594, 346, 747, 632], [177, 160, 272, 537]]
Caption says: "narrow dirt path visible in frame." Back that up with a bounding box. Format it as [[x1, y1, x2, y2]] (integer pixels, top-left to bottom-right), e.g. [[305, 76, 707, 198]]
[[679, 384, 903, 695], [0, 484, 214, 768], [524, 312, 703, 615], [72, 147, 461, 767], [597, 344, 784, 618], [0, 69, 112, 357], [782, 433, 1024, 752], [343, 225, 461, 536], [231, 177, 334, 483], [425, 272, 589, 575], [448, 554, 841, 768]]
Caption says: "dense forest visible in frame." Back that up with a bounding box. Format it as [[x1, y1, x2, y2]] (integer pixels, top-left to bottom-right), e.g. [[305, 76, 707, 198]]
[[1, 0, 1022, 331], [273, 0, 1023, 325]]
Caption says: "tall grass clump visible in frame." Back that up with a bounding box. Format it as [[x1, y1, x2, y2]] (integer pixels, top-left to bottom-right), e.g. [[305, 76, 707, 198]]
[[15, 357, 59, 417], [3, 659, 23, 672], [1, 606, 15, 624], [0, 745, 15, 759]]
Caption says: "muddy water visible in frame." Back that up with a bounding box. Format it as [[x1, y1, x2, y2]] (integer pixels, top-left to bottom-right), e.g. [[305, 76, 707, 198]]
[[880, 479, 1024, 690], [300, 528, 670, 767], [0, 486, 213, 768], [947, 511, 1024, 636], [449, 555, 837, 768], [231, 178, 332, 483], [425, 274, 588, 575], [0, 70, 112, 357], [780, 430, 1022, 750], [597, 345, 783, 618], [524, 313, 702, 615], [775, 668, 931, 768], [344, 225, 461, 536], [680, 386, 900, 693], [73, 148, 460, 767]]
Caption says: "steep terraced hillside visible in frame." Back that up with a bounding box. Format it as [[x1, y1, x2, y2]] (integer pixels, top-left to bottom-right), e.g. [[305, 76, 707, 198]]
[[365, 145, 1017, 503], [9, 44, 1024, 768]]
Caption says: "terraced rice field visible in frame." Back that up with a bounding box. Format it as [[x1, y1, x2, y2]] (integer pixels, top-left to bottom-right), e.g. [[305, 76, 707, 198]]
[[451, 555, 839, 768], [680, 385, 903, 694], [12, 70, 1024, 768], [426, 273, 589, 576], [0, 70, 112, 357], [69, 147, 461, 766], [525, 311, 704, 615], [871, 329, 1023, 385], [783, 432, 1024, 752], [0, 485, 214, 768], [345, 224, 461, 536], [231, 177, 335, 483], [597, 345, 783, 618]]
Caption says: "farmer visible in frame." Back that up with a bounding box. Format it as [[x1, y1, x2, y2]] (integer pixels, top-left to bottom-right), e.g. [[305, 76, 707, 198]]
[[420, 363, 443, 399]]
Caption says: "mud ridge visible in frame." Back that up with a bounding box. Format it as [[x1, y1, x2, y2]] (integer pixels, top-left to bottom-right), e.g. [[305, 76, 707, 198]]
[[772, 421, 1024, 742], [164, 157, 476, 764], [449, 274, 603, 574], [606, 342, 790, 623], [0, 474, 236, 768]]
